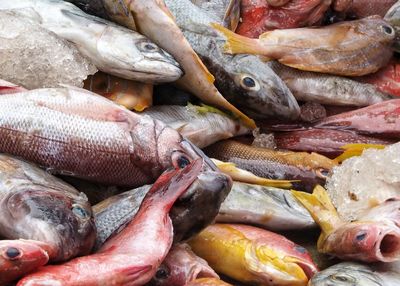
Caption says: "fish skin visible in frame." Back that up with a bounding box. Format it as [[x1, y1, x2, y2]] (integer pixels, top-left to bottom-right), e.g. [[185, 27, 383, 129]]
[[0, 79, 27, 95], [17, 160, 203, 286], [149, 243, 219, 286], [142, 105, 251, 148], [215, 16, 395, 76], [237, 0, 332, 38], [0, 154, 96, 263], [0, 0, 182, 83], [186, 278, 233, 286], [204, 139, 336, 191], [268, 61, 392, 106], [217, 182, 316, 230], [165, 0, 300, 120], [385, 2, 400, 53], [333, 0, 397, 18], [189, 224, 318, 286]]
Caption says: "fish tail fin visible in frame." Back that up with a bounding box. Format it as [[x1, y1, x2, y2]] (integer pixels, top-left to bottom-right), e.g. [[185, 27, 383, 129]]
[[334, 143, 386, 163], [211, 23, 268, 56]]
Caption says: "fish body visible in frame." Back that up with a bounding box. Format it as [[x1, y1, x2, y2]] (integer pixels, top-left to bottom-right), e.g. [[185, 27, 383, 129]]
[[186, 278, 233, 285], [149, 243, 218, 286], [165, 0, 300, 120], [142, 105, 250, 148], [0, 79, 27, 95], [189, 224, 318, 286], [215, 16, 395, 76], [237, 0, 332, 38], [217, 182, 316, 230], [333, 0, 397, 18], [0, 0, 182, 83], [18, 160, 203, 286]]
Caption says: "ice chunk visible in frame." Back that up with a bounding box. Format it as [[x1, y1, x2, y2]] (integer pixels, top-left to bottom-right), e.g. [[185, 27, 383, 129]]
[[326, 142, 400, 221], [0, 10, 97, 89], [252, 128, 277, 149]]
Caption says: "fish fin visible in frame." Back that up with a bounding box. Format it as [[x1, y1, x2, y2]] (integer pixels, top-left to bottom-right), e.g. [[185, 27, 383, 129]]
[[223, 0, 241, 31], [119, 264, 152, 286], [192, 53, 215, 83], [334, 143, 386, 163], [258, 55, 272, 62], [211, 23, 264, 55], [188, 103, 229, 117]]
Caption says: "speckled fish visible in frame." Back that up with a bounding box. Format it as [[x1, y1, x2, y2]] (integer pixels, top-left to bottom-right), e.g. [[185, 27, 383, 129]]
[[142, 104, 250, 148], [189, 224, 318, 286], [164, 0, 300, 120], [0, 0, 182, 83], [204, 139, 337, 191], [214, 16, 395, 76], [186, 278, 233, 286], [217, 182, 316, 230], [0, 86, 232, 241], [149, 243, 218, 286], [0, 79, 27, 95], [84, 72, 153, 111], [0, 154, 95, 262], [333, 0, 397, 18], [309, 261, 400, 286], [18, 160, 203, 286], [268, 61, 392, 106]]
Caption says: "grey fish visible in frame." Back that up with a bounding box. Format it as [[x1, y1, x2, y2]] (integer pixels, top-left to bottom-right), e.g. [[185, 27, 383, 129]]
[[217, 182, 316, 230], [385, 1, 400, 52], [309, 262, 400, 286], [142, 105, 251, 148], [164, 0, 301, 120], [0, 0, 182, 83], [269, 61, 392, 106]]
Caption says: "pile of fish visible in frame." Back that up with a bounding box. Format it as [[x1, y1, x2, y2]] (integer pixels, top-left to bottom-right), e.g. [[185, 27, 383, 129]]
[[0, 0, 400, 285]]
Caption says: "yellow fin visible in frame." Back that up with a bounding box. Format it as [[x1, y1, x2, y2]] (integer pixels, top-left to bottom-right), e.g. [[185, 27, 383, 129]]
[[188, 103, 229, 117], [192, 53, 215, 84], [334, 143, 386, 163]]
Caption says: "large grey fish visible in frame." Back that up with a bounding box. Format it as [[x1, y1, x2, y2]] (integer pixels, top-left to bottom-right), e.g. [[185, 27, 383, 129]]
[[142, 105, 251, 148], [164, 0, 301, 120], [0, 0, 182, 83], [309, 262, 400, 286], [269, 61, 392, 106], [0, 86, 231, 241]]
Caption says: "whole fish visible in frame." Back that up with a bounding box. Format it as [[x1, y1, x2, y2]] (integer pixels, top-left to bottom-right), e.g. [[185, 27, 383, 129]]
[[309, 262, 400, 286], [0, 155, 95, 262], [165, 0, 301, 120], [0, 0, 182, 83], [293, 186, 400, 262], [237, 0, 332, 38], [0, 79, 27, 95], [142, 105, 250, 148], [333, 0, 397, 18], [204, 139, 337, 191], [189, 224, 318, 286], [18, 160, 202, 286], [149, 243, 218, 286], [214, 16, 395, 76], [269, 61, 392, 106], [186, 278, 233, 286], [0, 86, 232, 242], [385, 2, 400, 53], [217, 182, 316, 230], [84, 72, 153, 112]]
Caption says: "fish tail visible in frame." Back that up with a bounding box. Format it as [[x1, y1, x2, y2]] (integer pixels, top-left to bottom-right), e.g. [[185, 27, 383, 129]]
[[334, 143, 386, 163], [211, 23, 269, 57]]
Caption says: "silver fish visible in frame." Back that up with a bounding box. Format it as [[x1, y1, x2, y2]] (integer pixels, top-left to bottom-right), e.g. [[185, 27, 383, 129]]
[[217, 182, 316, 230], [0, 0, 182, 83], [142, 105, 251, 148], [164, 0, 301, 120]]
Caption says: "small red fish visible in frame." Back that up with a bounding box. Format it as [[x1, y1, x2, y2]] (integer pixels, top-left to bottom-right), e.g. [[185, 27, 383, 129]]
[[333, 0, 397, 18], [0, 79, 26, 95]]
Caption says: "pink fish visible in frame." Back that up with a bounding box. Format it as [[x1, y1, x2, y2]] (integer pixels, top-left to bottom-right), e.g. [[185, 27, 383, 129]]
[[333, 0, 397, 18], [0, 79, 26, 95]]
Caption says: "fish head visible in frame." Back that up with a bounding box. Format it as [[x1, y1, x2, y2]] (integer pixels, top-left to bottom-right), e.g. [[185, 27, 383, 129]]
[[4, 188, 96, 261], [309, 262, 384, 286], [358, 16, 396, 44], [149, 243, 218, 286], [0, 240, 49, 285]]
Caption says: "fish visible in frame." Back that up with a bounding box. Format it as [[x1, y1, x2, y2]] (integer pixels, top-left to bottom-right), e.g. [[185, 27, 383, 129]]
[[293, 186, 400, 262], [165, 0, 301, 120], [214, 16, 395, 76], [84, 72, 153, 112], [237, 0, 332, 38], [149, 243, 219, 286], [0, 0, 182, 83], [186, 278, 233, 286], [189, 224, 318, 286], [17, 160, 203, 286], [385, 2, 400, 53], [0, 155, 96, 262], [309, 261, 400, 286], [204, 139, 337, 191], [217, 182, 317, 230], [314, 99, 400, 138], [0, 79, 27, 95], [0, 240, 50, 285], [142, 104, 250, 148], [268, 61, 393, 106], [333, 0, 397, 18], [0, 86, 232, 242]]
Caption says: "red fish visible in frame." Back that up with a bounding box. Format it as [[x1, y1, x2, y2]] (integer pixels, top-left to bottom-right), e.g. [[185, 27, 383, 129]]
[[333, 0, 397, 18], [17, 159, 203, 286], [0, 79, 26, 95], [237, 0, 332, 38]]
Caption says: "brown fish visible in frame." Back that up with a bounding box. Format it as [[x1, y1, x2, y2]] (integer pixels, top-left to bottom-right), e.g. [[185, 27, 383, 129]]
[[213, 16, 395, 76]]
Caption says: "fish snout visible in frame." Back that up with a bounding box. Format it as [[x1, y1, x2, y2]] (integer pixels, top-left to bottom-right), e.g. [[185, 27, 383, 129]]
[[135, 53, 183, 83]]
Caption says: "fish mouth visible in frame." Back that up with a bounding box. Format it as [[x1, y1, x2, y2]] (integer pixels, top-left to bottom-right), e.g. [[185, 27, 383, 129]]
[[132, 56, 183, 83], [187, 264, 219, 282], [374, 230, 400, 262]]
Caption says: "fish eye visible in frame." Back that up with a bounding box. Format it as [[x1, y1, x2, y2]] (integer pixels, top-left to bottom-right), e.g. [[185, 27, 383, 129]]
[[381, 25, 395, 35], [330, 274, 355, 282], [238, 74, 260, 91], [171, 151, 191, 169], [72, 204, 90, 220], [155, 265, 170, 280], [4, 247, 21, 260], [139, 41, 160, 52]]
